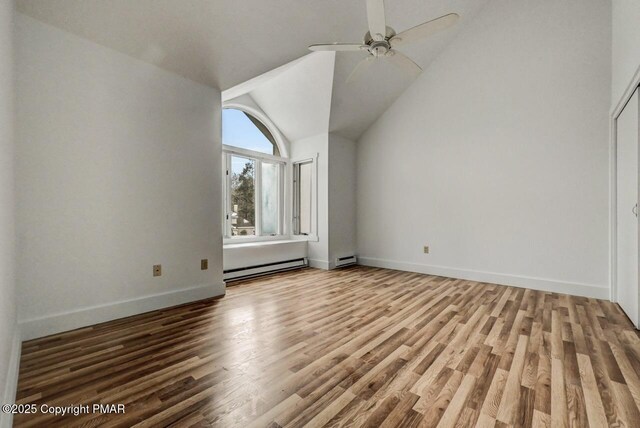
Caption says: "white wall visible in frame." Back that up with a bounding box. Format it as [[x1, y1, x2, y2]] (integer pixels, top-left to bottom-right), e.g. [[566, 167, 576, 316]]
[[357, 0, 611, 298], [291, 133, 329, 268], [0, 0, 19, 424], [15, 14, 225, 340], [328, 133, 357, 266], [612, 0, 640, 106]]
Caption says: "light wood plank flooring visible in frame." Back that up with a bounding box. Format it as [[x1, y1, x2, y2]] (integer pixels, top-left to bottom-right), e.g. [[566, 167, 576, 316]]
[[14, 266, 640, 427]]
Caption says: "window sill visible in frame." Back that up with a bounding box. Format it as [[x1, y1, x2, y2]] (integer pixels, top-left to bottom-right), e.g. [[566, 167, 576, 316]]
[[223, 235, 286, 245], [223, 238, 306, 249], [223, 235, 319, 247], [291, 234, 319, 242]]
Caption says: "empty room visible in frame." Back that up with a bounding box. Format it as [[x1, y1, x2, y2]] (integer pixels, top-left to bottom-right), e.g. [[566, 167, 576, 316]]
[[1, 0, 640, 426]]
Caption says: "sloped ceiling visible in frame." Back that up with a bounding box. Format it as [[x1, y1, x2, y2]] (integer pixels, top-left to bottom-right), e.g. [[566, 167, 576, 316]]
[[329, 53, 417, 141], [223, 52, 336, 143], [329, 0, 489, 140], [248, 53, 335, 142], [16, 0, 488, 141]]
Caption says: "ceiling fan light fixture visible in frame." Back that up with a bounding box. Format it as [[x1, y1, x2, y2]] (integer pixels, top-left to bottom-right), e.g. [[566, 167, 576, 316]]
[[370, 40, 390, 57]]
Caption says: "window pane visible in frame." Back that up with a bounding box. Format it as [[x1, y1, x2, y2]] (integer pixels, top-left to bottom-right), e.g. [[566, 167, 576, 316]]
[[230, 156, 255, 236], [222, 109, 278, 155], [297, 162, 312, 235], [261, 162, 279, 235]]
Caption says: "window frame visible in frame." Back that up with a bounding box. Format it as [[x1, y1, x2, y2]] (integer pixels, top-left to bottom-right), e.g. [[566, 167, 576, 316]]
[[292, 154, 319, 242], [223, 145, 286, 242]]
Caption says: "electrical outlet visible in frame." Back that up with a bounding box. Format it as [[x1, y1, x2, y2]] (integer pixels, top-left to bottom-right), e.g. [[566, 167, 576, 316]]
[[153, 264, 162, 277], [423, 246, 429, 254], [201, 259, 208, 270]]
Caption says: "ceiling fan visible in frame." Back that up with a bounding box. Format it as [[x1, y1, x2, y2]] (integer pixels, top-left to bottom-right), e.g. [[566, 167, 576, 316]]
[[308, 0, 459, 82]]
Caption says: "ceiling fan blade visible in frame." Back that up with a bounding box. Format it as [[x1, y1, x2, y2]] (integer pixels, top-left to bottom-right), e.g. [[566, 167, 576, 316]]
[[366, 0, 387, 41], [390, 13, 459, 47], [386, 51, 422, 77], [347, 56, 375, 83], [308, 43, 366, 52]]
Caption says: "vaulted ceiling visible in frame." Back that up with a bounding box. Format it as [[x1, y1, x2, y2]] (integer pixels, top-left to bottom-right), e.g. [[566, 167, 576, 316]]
[[16, 0, 489, 141]]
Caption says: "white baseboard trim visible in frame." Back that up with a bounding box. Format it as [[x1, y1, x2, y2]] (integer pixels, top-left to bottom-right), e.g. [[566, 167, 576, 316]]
[[308, 259, 331, 270], [1, 329, 22, 428], [19, 283, 226, 341], [358, 257, 609, 300]]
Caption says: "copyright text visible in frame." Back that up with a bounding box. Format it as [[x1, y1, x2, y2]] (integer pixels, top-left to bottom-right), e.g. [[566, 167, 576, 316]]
[[1, 403, 125, 416]]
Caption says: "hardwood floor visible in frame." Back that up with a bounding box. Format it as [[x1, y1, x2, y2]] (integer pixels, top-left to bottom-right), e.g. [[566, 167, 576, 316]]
[[13, 266, 640, 427]]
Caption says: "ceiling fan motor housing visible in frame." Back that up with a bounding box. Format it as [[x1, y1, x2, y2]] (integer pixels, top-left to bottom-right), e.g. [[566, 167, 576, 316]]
[[364, 26, 396, 44]]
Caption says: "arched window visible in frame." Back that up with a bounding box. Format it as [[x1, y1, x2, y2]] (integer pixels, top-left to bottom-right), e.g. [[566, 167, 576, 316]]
[[222, 108, 280, 156], [222, 108, 284, 239]]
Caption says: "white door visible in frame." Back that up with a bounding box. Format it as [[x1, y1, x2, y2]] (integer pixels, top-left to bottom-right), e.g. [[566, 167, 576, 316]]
[[617, 87, 640, 328]]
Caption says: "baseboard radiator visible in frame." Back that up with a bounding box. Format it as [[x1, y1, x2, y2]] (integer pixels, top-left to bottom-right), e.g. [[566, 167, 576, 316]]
[[224, 258, 308, 282], [335, 255, 357, 268]]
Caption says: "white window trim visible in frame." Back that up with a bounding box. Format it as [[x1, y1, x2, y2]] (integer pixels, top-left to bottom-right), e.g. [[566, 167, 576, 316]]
[[223, 146, 287, 243], [222, 145, 283, 164], [291, 153, 319, 242]]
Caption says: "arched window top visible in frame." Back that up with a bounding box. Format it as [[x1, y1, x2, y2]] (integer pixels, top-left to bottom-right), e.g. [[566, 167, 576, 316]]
[[222, 108, 280, 156]]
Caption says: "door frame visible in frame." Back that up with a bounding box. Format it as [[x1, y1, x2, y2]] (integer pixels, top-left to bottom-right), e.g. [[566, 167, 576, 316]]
[[610, 64, 640, 303]]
